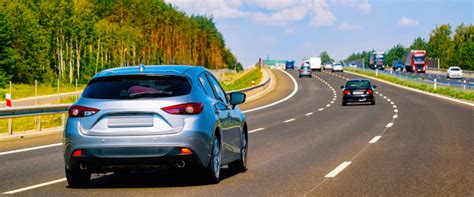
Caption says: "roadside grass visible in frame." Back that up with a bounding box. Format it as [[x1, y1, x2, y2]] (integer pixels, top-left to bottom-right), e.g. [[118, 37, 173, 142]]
[[0, 96, 77, 134], [0, 82, 86, 101], [220, 66, 262, 91], [347, 68, 474, 102]]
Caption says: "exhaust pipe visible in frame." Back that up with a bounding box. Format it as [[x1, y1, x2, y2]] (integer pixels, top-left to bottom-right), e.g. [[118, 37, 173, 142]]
[[79, 162, 87, 170], [176, 160, 186, 169]]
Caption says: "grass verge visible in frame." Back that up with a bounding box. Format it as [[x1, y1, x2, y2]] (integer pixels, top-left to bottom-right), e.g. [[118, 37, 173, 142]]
[[0, 82, 86, 101], [347, 68, 474, 102], [220, 66, 263, 91]]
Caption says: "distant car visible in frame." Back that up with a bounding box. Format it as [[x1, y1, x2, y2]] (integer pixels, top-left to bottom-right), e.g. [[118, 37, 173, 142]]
[[332, 63, 343, 72], [323, 62, 333, 70], [392, 60, 404, 71], [64, 65, 248, 187], [299, 65, 312, 78], [285, 60, 295, 70], [349, 62, 357, 68], [447, 66, 463, 79], [341, 79, 377, 105]]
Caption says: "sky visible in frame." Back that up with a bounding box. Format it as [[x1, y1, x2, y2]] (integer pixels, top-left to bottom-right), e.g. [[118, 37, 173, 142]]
[[165, 0, 474, 67]]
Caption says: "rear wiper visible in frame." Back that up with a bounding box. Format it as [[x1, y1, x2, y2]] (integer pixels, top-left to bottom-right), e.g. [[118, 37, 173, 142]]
[[129, 91, 173, 98]]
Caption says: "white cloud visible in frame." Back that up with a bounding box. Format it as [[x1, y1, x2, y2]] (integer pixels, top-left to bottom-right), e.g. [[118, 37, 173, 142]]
[[255, 6, 310, 24], [337, 22, 361, 31], [330, 0, 371, 13], [166, 0, 248, 19], [310, 0, 336, 27], [398, 17, 419, 27], [243, 0, 299, 10]]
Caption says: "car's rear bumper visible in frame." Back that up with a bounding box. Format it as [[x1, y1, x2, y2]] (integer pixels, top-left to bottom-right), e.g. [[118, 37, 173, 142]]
[[67, 146, 202, 172], [343, 94, 375, 103]]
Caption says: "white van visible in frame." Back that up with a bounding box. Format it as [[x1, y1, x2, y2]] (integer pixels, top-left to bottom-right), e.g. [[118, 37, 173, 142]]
[[308, 57, 322, 71]]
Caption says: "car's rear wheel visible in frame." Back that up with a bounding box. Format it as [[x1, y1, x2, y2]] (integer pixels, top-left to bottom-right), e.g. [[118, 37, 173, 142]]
[[371, 101, 376, 105], [342, 101, 347, 106], [229, 130, 248, 172], [205, 136, 221, 184], [65, 167, 91, 188]]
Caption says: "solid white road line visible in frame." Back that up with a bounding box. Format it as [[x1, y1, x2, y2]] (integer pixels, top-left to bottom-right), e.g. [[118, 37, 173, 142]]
[[0, 143, 62, 156], [325, 161, 352, 178], [305, 112, 313, 116], [369, 136, 381, 144], [248, 128, 265, 133], [386, 122, 393, 128], [2, 178, 67, 195], [243, 69, 299, 113], [318, 108, 324, 111], [284, 118, 295, 123]]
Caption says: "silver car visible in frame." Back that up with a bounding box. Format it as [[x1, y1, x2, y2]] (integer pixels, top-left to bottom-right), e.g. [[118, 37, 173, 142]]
[[64, 65, 248, 187]]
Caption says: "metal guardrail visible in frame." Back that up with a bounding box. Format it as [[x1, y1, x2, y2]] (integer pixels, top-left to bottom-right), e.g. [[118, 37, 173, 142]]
[[0, 69, 272, 134]]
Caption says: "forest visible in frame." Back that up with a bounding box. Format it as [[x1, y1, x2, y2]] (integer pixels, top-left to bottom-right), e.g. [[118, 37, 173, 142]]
[[0, 0, 243, 87], [345, 24, 474, 70]]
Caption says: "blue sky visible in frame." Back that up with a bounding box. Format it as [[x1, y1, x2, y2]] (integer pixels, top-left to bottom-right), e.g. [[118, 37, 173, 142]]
[[166, 0, 473, 67]]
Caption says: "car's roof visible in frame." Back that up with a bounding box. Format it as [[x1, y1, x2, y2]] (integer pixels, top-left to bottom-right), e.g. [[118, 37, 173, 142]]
[[93, 65, 208, 78], [347, 78, 371, 82]]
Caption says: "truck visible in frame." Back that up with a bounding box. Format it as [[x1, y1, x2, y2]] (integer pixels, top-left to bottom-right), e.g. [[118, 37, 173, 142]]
[[404, 50, 427, 73], [305, 57, 322, 71], [369, 52, 385, 70], [285, 60, 295, 70]]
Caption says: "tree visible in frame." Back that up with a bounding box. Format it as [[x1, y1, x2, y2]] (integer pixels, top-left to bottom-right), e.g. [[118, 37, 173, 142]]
[[428, 24, 453, 68], [452, 24, 474, 70], [385, 44, 406, 66], [410, 37, 428, 50], [320, 51, 334, 63], [0, 12, 14, 87]]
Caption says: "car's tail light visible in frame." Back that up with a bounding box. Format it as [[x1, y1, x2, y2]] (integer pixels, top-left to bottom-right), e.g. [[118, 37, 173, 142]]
[[180, 148, 192, 155], [343, 90, 351, 95], [366, 89, 373, 94], [72, 149, 83, 157], [162, 102, 204, 115], [68, 105, 100, 117]]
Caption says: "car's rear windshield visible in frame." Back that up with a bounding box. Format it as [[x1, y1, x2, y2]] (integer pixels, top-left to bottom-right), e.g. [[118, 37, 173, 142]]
[[301, 66, 310, 70], [82, 75, 191, 99], [346, 81, 371, 88], [450, 68, 460, 71]]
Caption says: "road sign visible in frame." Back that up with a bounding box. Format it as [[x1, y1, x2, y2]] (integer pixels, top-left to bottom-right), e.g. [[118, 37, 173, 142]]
[[5, 93, 12, 108]]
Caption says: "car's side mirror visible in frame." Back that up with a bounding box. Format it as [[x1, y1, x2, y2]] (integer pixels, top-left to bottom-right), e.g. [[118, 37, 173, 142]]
[[373, 85, 377, 88], [230, 92, 246, 108], [340, 85, 345, 89]]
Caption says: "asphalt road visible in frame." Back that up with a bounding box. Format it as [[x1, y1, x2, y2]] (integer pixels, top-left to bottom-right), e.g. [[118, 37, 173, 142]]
[[0, 69, 472, 196], [379, 69, 474, 88]]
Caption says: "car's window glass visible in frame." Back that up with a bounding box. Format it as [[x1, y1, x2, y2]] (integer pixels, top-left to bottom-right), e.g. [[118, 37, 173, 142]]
[[206, 74, 228, 103], [450, 68, 460, 71], [301, 66, 310, 70], [346, 81, 371, 88], [82, 75, 191, 99], [199, 74, 215, 98]]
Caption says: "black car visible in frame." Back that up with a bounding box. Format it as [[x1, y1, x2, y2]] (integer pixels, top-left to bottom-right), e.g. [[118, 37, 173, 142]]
[[341, 79, 377, 105]]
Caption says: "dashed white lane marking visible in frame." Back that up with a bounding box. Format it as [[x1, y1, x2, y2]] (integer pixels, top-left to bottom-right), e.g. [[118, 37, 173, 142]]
[[2, 178, 67, 195], [369, 136, 382, 144], [393, 114, 398, 119], [326, 104, 331, 107], [383, 96, 387, 99], [386, 122, 393, 128], [390, 102, 394, 105], [0, 143, 62, 156], [318, 108, 324, 111], [393, 105, 397, 108], [330, 101, 334, 104], [249, 128, 265, 133], [387, 99, 391, 102], [284, 118, 296, 123], [394, 109, 398, 113], [325, 161, 352, 178], [305, 112, 314, 116]]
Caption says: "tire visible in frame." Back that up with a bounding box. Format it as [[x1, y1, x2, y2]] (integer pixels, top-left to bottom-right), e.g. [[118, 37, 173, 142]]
[[229, 129, 248, 172], [205, 136, 221, 184], [371, 101, 376, 105], [65, 167, 91, 188], [342, 101, 347, 106]]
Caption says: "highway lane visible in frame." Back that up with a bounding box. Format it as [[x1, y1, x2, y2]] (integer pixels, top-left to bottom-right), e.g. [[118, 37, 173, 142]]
[[0, 69, 472, 195], [307, 70, 473, 196], [380, 69, 474, 88]]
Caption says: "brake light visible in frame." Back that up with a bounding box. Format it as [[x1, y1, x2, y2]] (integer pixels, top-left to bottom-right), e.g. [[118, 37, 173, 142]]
[[68, 105, 100, 117], [162, 102, 204, 115], [181, 148, 192, 155], [72, 149, 82, 157], [367, 89, 373, 94], [343, 90, 351, 95]]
